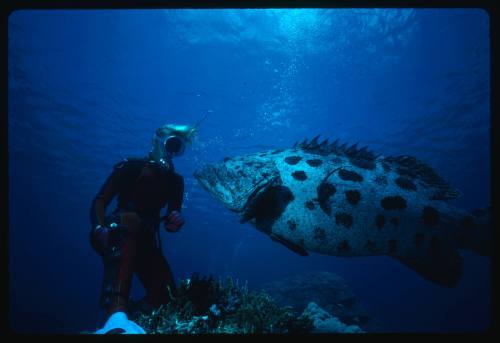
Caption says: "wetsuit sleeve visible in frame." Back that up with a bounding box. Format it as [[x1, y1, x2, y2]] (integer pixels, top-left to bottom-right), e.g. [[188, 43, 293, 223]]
[[167, 173, 184, 214], [90, 162, 129, 228]]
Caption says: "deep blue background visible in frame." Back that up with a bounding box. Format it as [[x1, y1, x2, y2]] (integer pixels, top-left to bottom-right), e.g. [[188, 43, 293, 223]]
[[8, 9, 490, 333]]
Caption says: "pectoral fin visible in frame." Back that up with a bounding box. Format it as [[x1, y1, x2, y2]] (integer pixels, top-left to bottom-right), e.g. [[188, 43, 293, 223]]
[[270, 233, 309, 256]]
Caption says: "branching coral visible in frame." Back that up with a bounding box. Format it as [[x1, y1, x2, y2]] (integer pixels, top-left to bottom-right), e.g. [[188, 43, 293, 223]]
[[131, 273, 313, 334]]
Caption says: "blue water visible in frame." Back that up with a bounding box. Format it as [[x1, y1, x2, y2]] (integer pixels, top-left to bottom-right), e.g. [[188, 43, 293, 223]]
[[8, 9, 491, 333]]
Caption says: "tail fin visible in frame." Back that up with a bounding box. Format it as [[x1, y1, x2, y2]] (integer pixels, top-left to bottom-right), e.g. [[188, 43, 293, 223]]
[[457, 206, 491, 257], [390, 205, 490, 287]]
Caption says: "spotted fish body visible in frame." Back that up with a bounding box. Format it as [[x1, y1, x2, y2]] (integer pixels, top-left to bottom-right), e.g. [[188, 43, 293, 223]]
[[194, 136, 490, 287]]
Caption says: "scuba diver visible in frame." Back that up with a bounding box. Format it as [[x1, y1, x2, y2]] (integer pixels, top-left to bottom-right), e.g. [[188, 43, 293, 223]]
[[89, 123, 198, 334]]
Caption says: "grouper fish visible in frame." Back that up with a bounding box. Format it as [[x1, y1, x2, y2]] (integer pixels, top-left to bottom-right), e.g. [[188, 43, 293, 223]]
[[194, 136, 490, 287]]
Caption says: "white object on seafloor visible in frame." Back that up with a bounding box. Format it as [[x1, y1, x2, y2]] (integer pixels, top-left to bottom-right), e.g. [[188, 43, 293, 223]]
[[94, 311, 146, 334]]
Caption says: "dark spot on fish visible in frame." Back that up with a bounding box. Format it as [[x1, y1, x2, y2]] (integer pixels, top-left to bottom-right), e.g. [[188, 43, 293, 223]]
[[314, 227, 326, 241], [337, 240, 351, 253], [335, 212, 353, 228], [390, 217, 400, 226], [223, 157, 231, 162], [292, 170, 307, 181], [461, 215, 475, 230], [287, 219, 297, 231], [381, 196, 407, 210], [422, 206, 439, 227], [388, 239, 397, 254], [271, 149, 285, 154], [259, 154, 267, 157], [374, 175, 388, 185], [365, 240, 377, 253], [235, 165, 240, 170], [345, 190, 361, 205], [350, 158, 376, 170], [375, 214, 385, 230], [338, 169, 364, 182], [244, 162, 254, 166], [414, 233, 425, 249], [262, 172, 270, 178], [284, 156, 302, 165], [395, 177, 417, 191], [305, 200, 315, 210], [317, 182, 336, 215], [306, 159, 323, 167], [382, 162, 391, 172]]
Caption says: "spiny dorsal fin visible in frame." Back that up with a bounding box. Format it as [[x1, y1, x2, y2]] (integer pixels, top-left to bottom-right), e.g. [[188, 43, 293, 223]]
[[294, 136, 377, 161], [346, 142, 359, 156], [309, 134, 320, 146]]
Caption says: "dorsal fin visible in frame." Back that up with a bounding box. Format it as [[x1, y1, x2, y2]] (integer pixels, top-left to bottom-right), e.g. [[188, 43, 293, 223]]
[[308, 134, 320, 146], [384, 155, 461, 201], [293, 137, 377, 161]]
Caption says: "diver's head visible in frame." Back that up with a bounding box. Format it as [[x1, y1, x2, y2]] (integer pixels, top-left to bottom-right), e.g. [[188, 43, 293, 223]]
[[149, 123, 197, 168]]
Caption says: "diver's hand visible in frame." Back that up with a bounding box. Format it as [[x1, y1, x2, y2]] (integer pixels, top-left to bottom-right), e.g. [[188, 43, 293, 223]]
[[164, 211, 185, 232]]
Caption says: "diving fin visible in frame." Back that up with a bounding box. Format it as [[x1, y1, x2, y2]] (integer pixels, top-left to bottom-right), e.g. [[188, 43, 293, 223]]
[[95, 311, 146, 334]]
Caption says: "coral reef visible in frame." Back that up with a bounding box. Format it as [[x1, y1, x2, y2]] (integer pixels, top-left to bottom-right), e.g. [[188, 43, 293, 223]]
[[300, 302, 363, 333], [262, 271, 377, 331], [128, 273, 361, 334]]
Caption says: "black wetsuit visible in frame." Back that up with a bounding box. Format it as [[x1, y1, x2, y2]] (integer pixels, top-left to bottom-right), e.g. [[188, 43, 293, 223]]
[[90, 157, 184, 313]]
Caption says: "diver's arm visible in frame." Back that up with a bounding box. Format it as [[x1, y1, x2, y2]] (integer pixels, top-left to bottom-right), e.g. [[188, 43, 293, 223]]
[[167, 173, 185, 214], [164, 173, 185, 232], [90, 163, 128, 228]]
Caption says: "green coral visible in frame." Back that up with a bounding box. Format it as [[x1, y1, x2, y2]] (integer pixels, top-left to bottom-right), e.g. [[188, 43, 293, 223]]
[[130, 273, 313, 334]]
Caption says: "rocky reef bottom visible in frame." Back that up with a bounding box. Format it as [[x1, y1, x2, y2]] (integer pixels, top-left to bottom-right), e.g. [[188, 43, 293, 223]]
[[127, 273, 363, 334], [262, 271, 377, 331]]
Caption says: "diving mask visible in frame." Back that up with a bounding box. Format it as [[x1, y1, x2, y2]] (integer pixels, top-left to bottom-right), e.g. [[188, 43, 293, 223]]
[[149, 123, 197, 166], [164, 135, 186, 157]]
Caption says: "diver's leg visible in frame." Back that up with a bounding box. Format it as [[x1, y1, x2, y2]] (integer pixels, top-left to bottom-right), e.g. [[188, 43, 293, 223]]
[[98, 212, 142, 315], [135, 237, 176, 308]]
